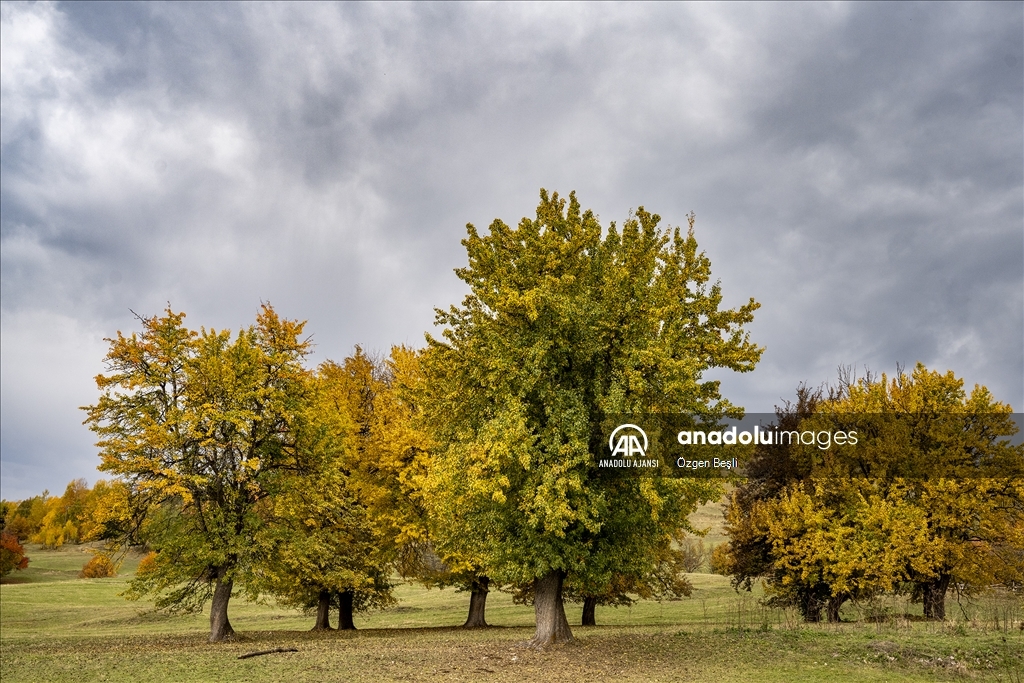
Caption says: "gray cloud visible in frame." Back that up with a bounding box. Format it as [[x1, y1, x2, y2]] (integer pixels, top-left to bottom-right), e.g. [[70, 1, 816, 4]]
[[2, 1, 1021, 499]]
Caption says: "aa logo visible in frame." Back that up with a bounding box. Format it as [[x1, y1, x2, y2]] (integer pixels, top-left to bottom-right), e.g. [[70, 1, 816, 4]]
[[609, 424, 648, 458]]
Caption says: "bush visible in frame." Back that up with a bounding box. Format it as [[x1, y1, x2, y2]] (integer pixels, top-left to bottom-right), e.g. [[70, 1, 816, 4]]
[[710, 543, 732, 576], [136, 551, 158, 576], [80, 554, 117, 578], [0, 531, 30, 577]]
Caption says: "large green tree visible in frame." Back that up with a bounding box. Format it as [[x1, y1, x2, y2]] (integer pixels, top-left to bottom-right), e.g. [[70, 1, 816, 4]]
[[423, 190, 761, 646], [84, 305, 312, 642]]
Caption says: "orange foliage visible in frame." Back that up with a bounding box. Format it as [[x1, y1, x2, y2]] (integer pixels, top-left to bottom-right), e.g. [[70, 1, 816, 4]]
[[80, 554, 117, 578], [136, 551, 158, 576], [0, 531, 30, 577]]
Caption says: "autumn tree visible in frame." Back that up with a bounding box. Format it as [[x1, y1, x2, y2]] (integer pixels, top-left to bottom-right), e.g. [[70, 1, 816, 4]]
[[722, 365, 1024, 622], [84, 305, 312, 642], [34, 479, 88, 548], [255, 353, 400, 631], [345, 347, 501, 626], [325, 345, 502, 630], [256, 470, 396, 631], [810, 364, 1024, 619], [419, 462, 497, 630], [360, 347, 499, 629], [3, 494, 48, 541], [423, 190, 761, 646], [28, 479, 130, 549], [672, 537, 705, 574], [0, 531, 29, 578], [334, 347, 433, 575], [34, 481, 84, 548]]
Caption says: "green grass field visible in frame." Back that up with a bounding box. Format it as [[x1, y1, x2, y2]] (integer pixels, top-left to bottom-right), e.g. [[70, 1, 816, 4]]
[[1, 543, 1021, 682]]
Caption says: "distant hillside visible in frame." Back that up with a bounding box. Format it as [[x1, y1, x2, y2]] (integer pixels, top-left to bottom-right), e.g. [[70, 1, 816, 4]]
[[688, 492, 728, 547]]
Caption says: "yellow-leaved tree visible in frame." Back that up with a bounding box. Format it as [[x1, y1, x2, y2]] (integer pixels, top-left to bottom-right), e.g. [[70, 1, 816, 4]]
[[84, 305, 313, 642], [254, 351, 410, 631], [32, 479, 129, 549], [723, 365, 1024, 621]]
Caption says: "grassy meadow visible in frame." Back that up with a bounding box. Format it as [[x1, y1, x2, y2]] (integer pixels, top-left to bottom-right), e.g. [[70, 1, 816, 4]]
[[2, 507, 1022, 682]]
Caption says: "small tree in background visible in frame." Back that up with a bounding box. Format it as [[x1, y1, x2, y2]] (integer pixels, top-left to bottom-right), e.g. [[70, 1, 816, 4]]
[[678, 537, 707, 574], [0, 531, 29, 578], [80, 554, 117, 578], [34, 479, 89, 548], [3, 494, 48, 541], [27, 479, 132, 550]]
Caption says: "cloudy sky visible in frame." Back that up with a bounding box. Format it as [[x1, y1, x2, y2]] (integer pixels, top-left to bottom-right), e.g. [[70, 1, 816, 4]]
[[1, 2, 1021, 500]]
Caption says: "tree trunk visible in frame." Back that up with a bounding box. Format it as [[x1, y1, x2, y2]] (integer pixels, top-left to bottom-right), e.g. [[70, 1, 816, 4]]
[[922, 575, 950, 621], [527, 570, 573, 648], [463, 575, 490, 628], [799, 593, 822, 623], [581, 596, 597, 627], [338, 589, 356, 630], [209, 569, 235, 643], [825, 595, 845, 623], [311, 589, 333, 631]]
